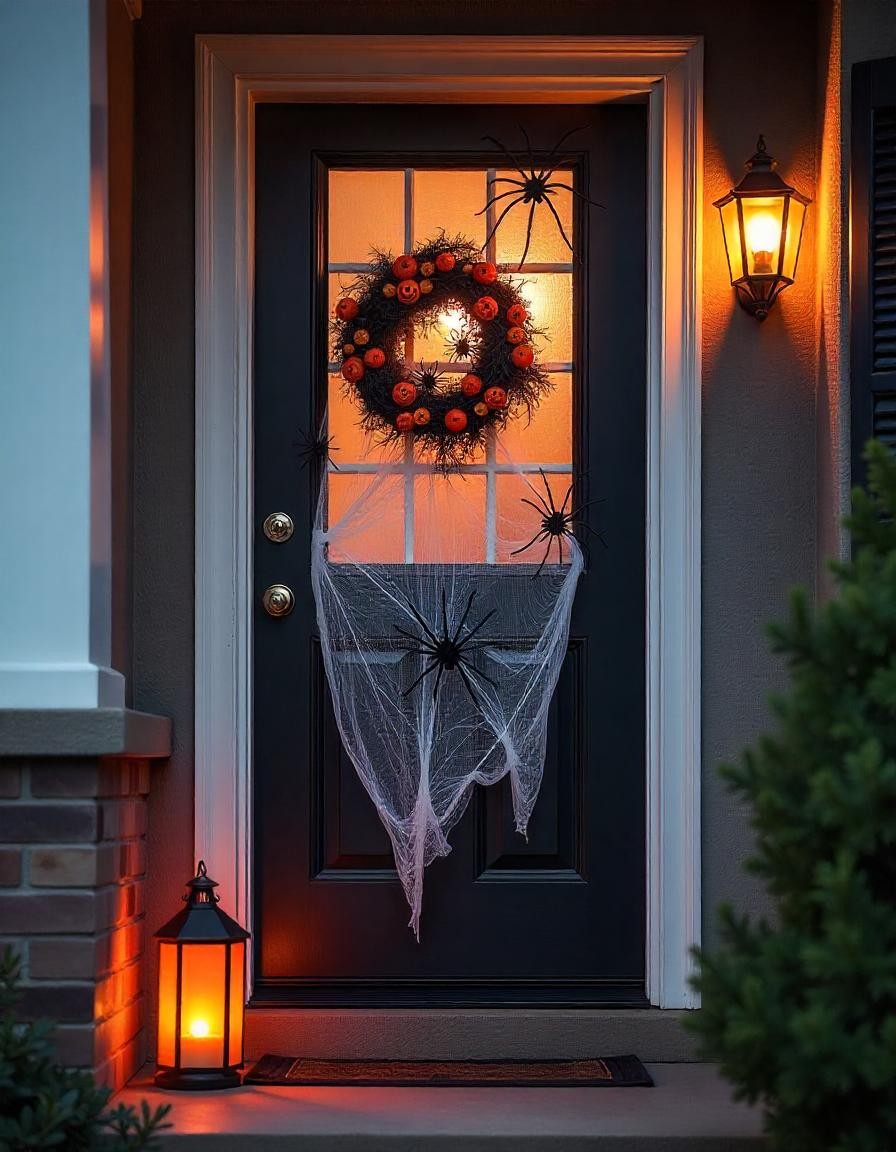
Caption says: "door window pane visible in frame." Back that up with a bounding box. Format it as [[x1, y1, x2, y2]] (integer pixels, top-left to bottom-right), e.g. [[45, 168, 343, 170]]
[[325, 165, 575, 564]]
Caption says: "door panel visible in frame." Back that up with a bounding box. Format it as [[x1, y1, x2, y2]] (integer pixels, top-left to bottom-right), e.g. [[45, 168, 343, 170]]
[[253, 103, 647, 1005]]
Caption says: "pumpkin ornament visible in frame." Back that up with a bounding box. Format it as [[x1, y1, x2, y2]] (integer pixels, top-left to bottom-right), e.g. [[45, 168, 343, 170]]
[[331, 234, 550, 467]]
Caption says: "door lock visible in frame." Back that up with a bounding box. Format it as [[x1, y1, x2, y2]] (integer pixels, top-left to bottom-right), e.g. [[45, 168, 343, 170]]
[[262, 584, 295, 618], [263, 512, 294, 543]]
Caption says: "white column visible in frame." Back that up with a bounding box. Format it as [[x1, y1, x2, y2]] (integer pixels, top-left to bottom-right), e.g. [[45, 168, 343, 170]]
[[0, 0, 124, 709]]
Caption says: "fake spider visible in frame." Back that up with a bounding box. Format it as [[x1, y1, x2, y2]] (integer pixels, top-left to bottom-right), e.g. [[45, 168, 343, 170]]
[[478, 125, 604, 268], [294, 426, 339, 472], [512, 469, 606, 576], [443, 320, 481, 364], [394, 589, 498, 708], [411, 361, 447, 392]]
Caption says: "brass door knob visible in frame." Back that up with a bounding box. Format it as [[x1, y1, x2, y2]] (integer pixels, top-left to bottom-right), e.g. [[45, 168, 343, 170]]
[[262, 584, 295, 618], [263, 512, 294, 543]]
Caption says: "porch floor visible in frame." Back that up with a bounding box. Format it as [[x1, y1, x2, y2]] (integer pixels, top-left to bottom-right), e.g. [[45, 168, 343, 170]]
[[118, 1062, 764, 1149]]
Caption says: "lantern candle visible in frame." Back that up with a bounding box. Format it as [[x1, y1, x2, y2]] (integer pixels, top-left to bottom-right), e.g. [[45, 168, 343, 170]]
[[154, 861, 249, 1090]]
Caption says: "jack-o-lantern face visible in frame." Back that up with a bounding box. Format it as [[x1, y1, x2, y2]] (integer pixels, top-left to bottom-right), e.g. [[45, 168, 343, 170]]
[[460, 373, 483, 396], [510, 344, 534, 368], [392, 254, 418, 280], [506, 303, 527, 326], [484, 386, 508, 409], [470, 261, 498, 285], [392, 381, 418, 407], [397, 280, 421, 305], [341, 356, 365, 383], [395, 412, 414, 432], [335, 297, 359, 322], [444, 408, 469, 432], [435, 251, 456, 272], [363, 347, 386, 368], [473, 295, 499, 321], [506, 326, 527, 345]]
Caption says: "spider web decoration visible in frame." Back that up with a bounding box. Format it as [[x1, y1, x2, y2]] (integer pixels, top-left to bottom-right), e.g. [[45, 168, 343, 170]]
[[478, 125, 605, 268], [310, 443, 584, 937]]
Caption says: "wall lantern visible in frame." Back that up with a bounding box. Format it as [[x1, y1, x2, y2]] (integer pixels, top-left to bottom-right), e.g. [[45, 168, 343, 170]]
[[154, 861, 250, 1090], [714, 136, 811, 320]]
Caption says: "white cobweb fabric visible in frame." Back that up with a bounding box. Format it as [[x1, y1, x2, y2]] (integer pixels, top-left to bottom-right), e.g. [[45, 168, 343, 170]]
[[311, 440, 582, 936]]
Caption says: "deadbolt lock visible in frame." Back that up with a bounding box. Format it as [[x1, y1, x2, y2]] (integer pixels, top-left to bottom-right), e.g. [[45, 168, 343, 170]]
[[262, 584, 295, 618], [263, 512, 294, 543]]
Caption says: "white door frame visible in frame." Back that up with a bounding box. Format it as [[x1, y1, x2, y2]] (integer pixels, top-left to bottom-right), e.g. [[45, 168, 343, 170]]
[[194, 34, 703, 1008]]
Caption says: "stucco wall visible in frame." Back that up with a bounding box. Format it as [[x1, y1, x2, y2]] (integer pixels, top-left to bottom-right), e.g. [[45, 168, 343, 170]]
[[132, 0, 821, 1004]]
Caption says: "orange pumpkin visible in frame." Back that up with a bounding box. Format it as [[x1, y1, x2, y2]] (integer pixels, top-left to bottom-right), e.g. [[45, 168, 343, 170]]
[[392, 254, 418, 280], [341, 356, 364, 383], [471, 261, 497, 284], [335, 297, 359, 322], [511, 344, 534, 368], [506, 303, 528, 325], [395, 412, 414, 432], [506, 326, 527, 345], [363, 347, 386, 368], [392, 381, 418, 407], [460, 373, 483, 396], [444, 408, 469, 432], [397, 280, 421, 305], [484, 386, 508, 409], [413, 407, 431, 426], [472, 295, 499, 321], [435, 251, 456, 272]]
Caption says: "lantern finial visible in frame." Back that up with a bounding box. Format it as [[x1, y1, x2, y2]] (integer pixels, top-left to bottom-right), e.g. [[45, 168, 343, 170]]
[[183, 859, 220, 906]]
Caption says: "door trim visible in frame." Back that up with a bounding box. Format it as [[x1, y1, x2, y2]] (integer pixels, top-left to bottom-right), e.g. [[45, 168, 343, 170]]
[[194, 34, 703, 1009]]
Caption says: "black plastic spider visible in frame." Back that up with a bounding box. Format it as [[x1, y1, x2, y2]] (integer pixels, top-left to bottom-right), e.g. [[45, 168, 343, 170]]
[[443, 320, 481, 364], [294, 426, 339, 472], [478, 125, 604, 268], [394, 589, 498, 708], [512, 469, 606, 576], [411, 361, 446, 392]]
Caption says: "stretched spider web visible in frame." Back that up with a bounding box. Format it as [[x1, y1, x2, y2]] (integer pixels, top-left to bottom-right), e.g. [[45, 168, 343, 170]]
[[311, 440, 583, 936]]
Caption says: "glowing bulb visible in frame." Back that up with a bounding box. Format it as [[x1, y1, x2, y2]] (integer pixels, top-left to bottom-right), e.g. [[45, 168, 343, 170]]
[[745, 210, 780, 273], [188, 1018, 210, 1039]]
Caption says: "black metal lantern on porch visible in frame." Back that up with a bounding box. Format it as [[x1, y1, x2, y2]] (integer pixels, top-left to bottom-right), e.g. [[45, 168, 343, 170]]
[[154, 861, 250, 1090], [714, 136, 811, 320]]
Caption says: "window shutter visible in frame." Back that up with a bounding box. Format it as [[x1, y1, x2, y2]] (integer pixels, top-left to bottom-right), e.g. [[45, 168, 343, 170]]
[[851, 57, 896, 484]]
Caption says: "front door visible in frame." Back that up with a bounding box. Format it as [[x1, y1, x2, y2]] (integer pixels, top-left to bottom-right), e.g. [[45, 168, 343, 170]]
[[253, 102, 646, 1005]]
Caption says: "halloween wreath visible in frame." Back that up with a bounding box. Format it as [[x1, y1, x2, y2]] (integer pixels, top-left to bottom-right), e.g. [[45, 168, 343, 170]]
[[333, 235, 551, 467]]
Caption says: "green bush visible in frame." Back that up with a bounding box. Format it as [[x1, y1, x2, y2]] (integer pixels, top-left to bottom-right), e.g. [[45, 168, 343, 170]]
[[0, 947, 171, 1151], [690, 440, 896, 1151]]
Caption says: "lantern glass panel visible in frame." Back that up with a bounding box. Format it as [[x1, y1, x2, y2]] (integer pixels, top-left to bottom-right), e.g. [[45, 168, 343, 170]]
[[719, 198, 744, 281], [740, 196, 786, 277], [228, 941, 246, 1065], [157, 942, 178, 1067], [179, 943, 227, 1068], [782, 197, 807, 281]]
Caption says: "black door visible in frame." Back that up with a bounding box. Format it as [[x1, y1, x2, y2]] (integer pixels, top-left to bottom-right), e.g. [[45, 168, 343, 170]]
[[253, 103, 646, 1005]]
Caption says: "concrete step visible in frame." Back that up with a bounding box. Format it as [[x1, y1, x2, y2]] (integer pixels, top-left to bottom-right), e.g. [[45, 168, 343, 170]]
[[117, 1063, 764, 1150], [244, 1008, 701, 1063]]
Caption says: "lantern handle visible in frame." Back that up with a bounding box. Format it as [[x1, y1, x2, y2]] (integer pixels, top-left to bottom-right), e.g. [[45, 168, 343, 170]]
[[182, 859, 221, 904]]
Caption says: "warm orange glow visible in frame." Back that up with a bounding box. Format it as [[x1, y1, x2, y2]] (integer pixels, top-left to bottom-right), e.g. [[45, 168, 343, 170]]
[[157, 942, 245, 1071], [188, 1018, 210, 1038], [745, 211, 780, 272]]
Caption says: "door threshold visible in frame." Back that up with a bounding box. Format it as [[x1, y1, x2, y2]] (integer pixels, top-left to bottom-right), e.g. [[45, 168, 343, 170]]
[[245, 1006, 699, 1063]]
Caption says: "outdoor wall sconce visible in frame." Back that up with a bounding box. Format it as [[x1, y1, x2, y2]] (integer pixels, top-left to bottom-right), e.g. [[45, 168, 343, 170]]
[[154, 861, 250, 1090], [714, 136, 811, 320]]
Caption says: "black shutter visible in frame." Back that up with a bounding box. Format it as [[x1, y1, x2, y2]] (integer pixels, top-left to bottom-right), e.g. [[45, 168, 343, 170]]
[[852, 57, 896, 484]]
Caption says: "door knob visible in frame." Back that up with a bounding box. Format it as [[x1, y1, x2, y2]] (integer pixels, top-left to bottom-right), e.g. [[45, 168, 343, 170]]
[[262, 584, 295, 618], [263, 512, 294, 543]]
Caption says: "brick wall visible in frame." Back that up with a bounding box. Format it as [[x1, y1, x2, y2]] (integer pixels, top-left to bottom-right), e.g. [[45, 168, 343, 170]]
[[0, 758, 151, 1090]]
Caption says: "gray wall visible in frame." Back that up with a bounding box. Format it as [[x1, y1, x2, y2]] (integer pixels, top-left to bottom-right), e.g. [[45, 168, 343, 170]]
[[132, 0, 821, 993]]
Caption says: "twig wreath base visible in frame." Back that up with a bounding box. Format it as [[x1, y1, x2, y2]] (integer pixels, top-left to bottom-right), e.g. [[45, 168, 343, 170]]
[[333, 234, 552, 468]]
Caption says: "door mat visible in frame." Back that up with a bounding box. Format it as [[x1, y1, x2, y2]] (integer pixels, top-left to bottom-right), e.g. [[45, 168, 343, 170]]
[[244, 1054, 653, 1087]]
